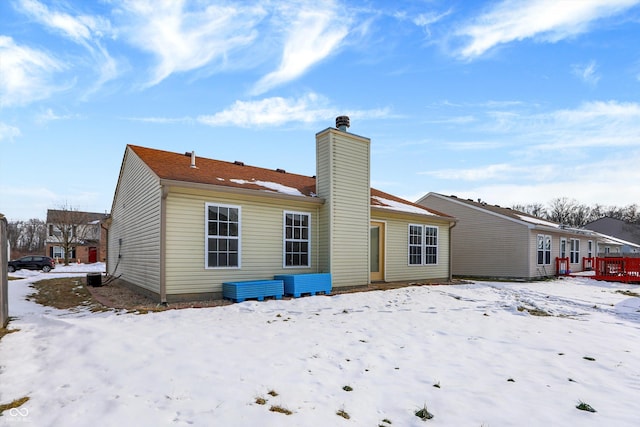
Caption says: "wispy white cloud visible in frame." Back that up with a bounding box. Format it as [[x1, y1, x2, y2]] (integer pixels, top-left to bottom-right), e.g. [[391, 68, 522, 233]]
[[418, 100, 640, 207], [572, 60, 600, 86], [437, 151, 640, 207], [35, 108, 81, 125], [251, 2, 350, 95], [413, 9, 452, 37], [421, 163, 555, 182], [440, 99, 640, 151], [116, 0, 265, 88], [0, 36, 67, 107], [16, 0, 118, 92], [453, 0, 640, 59], [494, 100, 640, 150], [198, 93, 389, 127], [124, 116, 194, 125], [0, 122, 22, 142], [17, 0, 112, 43], [445, 140, 508, 151]]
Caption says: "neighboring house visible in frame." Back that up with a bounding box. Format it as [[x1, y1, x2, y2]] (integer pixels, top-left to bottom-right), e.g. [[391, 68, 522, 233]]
[[107, 118, 456, 303], [46, 209, 109, 264], [416, 193, 621, 280], [584, 217, 640, 254]]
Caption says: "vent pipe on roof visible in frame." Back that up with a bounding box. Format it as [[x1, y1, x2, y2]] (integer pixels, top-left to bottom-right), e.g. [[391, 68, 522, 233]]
[[336, 116, 350, 132], [190, 151, 196, 168]]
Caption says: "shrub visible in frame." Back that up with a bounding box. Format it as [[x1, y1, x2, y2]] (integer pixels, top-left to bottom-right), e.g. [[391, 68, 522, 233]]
[[576, 401, 596, 413], [336, 409, 350, 419], [269, 405, 292, 415], [415, 404, 434, 421]]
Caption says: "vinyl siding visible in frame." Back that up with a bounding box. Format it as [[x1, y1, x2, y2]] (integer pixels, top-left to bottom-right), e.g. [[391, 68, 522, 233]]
[[108, 148, 162, 294], [418, 195, 530, 278], [164, 187, 321, 296], [372, 212, 450, 281], [316, 131, 331, 273], [316, 128, 370, 288], [527, 232, 594, 278]]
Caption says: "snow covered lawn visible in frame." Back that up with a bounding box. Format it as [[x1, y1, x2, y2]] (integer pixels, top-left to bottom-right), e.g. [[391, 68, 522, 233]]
[[1, 265, 640, 426]]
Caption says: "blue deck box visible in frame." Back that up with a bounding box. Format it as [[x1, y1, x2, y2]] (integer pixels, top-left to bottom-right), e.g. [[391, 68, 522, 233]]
[[222, 280, 284, 303], [274, 273, 332, 298]]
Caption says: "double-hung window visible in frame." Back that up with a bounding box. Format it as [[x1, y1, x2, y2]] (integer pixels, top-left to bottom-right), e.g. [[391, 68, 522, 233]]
[[408, 225, 438, 265], [570, 239, 580, 264], [537, 234, 551, 265], [284, 211, 310, 267], [206, 204, 240, 268]]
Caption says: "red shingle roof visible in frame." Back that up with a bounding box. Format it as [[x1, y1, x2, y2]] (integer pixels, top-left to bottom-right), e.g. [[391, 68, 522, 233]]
[[129, 145, 451, 219]]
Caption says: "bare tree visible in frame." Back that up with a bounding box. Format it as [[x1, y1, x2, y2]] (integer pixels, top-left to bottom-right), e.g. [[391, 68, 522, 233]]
[[547, 197, 579, 226], [512, 203, 547, 218], [23, 218, 46, 253], [568, 203, 591, 228], [6, 220, 22, 255], [47, 204, 94, 266]]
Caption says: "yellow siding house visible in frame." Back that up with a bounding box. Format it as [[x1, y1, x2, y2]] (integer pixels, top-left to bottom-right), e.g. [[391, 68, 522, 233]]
[[108, 118, 455, 302]]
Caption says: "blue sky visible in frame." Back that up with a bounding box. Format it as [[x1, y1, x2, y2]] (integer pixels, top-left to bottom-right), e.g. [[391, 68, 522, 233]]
[[2, 0, 640, 221]]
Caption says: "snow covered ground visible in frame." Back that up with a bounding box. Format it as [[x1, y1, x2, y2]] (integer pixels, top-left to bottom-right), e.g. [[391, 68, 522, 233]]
[[1, 265, 640, 426]]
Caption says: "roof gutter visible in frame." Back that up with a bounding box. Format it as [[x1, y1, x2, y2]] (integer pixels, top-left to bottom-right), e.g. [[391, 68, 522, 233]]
[[370, 206, 456, 222]]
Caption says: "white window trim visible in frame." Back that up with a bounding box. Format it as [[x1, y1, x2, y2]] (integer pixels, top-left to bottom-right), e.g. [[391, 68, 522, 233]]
[[537, 234, 552, 265], [205, 203, 241, 269], [283, 210, 312, 269], [570, 238, 580, 264], [408, 224, 438, 266]]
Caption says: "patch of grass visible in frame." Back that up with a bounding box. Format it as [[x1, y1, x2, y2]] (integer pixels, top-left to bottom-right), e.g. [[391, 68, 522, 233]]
[[415, 404, 434, 421], [583, 356, 596, 361], [255, 397, 267, 405], [576, 401, 596, 413], [380, 419, 392, 425], [267, 389, 279, 397], [0, 326, 20, 341], [27, 277, 109, 312], [342, 385, 353, 392], [336, 409, 350, 419], [517, 305, 551, 316], [433, 382, 441, 388], [269, 405, 292, 415], [7, 276, 21, 281], [0, 396, 29, 415], [507, 378, 515, 382], [616, 289, 639, 297]]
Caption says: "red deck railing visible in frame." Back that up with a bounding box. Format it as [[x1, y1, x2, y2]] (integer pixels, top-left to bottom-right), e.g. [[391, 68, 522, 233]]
[[556, 257, 570, 275], [582, 257, 594, 271], [593, 257, 640, 283]]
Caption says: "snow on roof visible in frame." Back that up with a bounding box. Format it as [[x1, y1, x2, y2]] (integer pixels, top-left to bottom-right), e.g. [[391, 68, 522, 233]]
[[515, 214, 560, 228], [229, 179, 305, 196], [593, 232, 640, 248], [372, 196, 436, 215]]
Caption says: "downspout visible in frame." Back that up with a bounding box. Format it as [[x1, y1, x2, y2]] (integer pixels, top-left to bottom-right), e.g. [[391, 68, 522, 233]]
[[448, 221, 456, 282], [160, 185, 168, 304]]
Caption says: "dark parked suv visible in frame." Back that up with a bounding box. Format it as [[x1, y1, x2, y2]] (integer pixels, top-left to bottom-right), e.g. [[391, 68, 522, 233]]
[[8, 256, 56, 273]]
